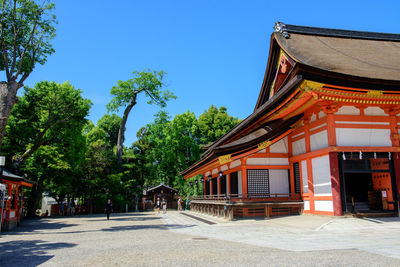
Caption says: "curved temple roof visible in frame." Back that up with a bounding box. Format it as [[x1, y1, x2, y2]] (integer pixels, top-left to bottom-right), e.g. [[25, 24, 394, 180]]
[[275, 32, 400, 81], [182, 22, 400, 178]]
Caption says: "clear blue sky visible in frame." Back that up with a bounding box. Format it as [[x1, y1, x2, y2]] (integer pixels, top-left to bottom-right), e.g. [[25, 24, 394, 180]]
[[23, 0, 400, 146]]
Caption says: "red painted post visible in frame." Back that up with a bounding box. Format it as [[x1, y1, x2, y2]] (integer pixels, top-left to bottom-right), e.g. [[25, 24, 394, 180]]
[[329, 152, 343, 216]]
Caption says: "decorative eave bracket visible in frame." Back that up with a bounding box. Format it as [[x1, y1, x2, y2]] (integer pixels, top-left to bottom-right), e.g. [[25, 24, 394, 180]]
[[274, 22, 290, 38]]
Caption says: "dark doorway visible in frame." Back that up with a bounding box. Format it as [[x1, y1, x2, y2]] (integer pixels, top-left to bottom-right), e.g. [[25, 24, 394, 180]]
[[212, 178, 217, 195], [340, 153, 396, 213], [344, 172, 373, 211], [205, 180, 210, 195], [220, 175, 226, 195], [230, 172, 238, 195]]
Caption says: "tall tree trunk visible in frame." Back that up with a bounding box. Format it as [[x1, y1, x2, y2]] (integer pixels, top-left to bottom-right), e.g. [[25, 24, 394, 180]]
[[116, 95, 137, 166], [27, 177, 44, 218], [0, 81, 21, 151]]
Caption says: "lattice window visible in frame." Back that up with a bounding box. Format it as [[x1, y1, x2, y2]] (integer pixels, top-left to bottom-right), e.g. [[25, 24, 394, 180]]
[[247, 169, 269, 195], [293, 162, 301, 193]]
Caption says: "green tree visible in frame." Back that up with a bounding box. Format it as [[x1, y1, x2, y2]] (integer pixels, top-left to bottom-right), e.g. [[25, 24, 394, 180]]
[[106, 70, 176, 166], [0, 0, 56, 149], [2, 80, 91, 216], [198, 105, 240, 144], [5, 81, 92, 172], [97, 114, 122, 148]]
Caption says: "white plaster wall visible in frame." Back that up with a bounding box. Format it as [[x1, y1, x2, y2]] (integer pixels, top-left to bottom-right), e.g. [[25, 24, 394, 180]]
[[311, 155, 332, 196], [205, 171, 210, 176], [310, 130, 328, 151], [257, 148, 266, 153], [269, 170, 289, 193], [314, 200, 334, 212], [310, 113, 317, 123], [319, 111, 326, 119], [336, 128, 392, 147], [230, 160, 241, 169], [238, 171, 242, 195], [310, 123, 326, 132], [212, 168, 219, 175], [303, 200, 310, 211], [247, 157, 289, 166], [292, 138, 306, 156], [270, 137, 288, 153], [364, 107, 387, 116], [292, 132, 304, 139], [335, 106, 360, 115], [301, 160, 308, 193], [221, 165, 228, 171]]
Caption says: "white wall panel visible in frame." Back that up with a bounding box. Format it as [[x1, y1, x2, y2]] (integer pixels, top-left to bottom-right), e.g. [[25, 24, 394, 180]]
[[238, 171, 242, 194], [335, 106, 360, 115], [205, 171, 210, 176], [270, 137, 288, 153], [319, 111, 326, 119], [310, 113, 317, 123], [310, 123, 326, 132], [310, 130, 328, 151], [364, 107, 387, 116], [230, 160, 241, 169], [221, 165, 228, 171], [336, 128, 391, 147], [212, 168, 218, 175], [269, 170, 289, 193], [312, 155, 332, 195], [315, 200, 334, 212], [247, 157, 289, 166], [301, 160, 308, 193], [292, 138, 306, 156], [303, 200, 310, 211]]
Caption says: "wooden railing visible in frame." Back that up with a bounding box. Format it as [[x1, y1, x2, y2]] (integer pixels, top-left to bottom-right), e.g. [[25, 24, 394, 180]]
[[191, 193, 301, 202]]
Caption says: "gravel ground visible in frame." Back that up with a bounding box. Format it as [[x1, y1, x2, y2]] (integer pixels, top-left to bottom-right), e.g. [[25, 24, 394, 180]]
[[1, 212, 400, 266]]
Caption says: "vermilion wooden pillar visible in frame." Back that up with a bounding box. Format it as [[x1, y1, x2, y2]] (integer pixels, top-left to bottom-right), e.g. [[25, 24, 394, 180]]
[[329, 152, 343, 216], [241, 158, 248, 197], [393, 153, 400, 205]]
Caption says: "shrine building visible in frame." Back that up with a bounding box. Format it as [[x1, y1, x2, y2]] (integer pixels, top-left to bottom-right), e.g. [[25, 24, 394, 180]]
[[1, 169, 33, 231], [181, 22, 400, 219]]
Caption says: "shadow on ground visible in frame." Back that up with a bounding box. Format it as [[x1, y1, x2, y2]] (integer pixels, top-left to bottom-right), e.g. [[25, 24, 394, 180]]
[[1, 219, 78, 236], [102, 223, 195, 232], [0, 239, 76, 267], [87, 216, 160, 222]]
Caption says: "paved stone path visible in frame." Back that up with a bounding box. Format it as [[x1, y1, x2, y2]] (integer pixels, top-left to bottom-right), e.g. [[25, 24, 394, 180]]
[[163, 211, 400, 259], [0, 211, 399, 266]]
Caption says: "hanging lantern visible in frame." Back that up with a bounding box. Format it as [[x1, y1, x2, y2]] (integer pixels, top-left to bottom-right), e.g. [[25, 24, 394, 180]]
[[342, 152, 346, 160]]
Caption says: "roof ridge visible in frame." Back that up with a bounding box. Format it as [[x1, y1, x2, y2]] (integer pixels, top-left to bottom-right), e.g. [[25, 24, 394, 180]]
[[274, 22, 400, 42]]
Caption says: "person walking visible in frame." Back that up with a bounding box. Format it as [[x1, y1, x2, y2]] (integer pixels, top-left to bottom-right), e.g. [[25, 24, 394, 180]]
[[178, 197, 182, 212], [156, 197, 161, 215], [71, 201, 75, 216], [105, 199, 113, 220], [162, 198, 167, 214]]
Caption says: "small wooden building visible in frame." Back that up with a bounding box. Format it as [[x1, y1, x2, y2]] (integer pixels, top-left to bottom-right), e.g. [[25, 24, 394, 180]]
[[1, 170, 33, 231], [182, 22, 400, 219], [142, 183, 178, 210]]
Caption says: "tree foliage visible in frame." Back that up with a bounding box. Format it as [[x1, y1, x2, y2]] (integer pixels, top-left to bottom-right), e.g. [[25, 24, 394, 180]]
[[0, 0, 57, 149], [133, 106, 239, 198], [107, 70, 176, 166], [2, 80, 91, 216]]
